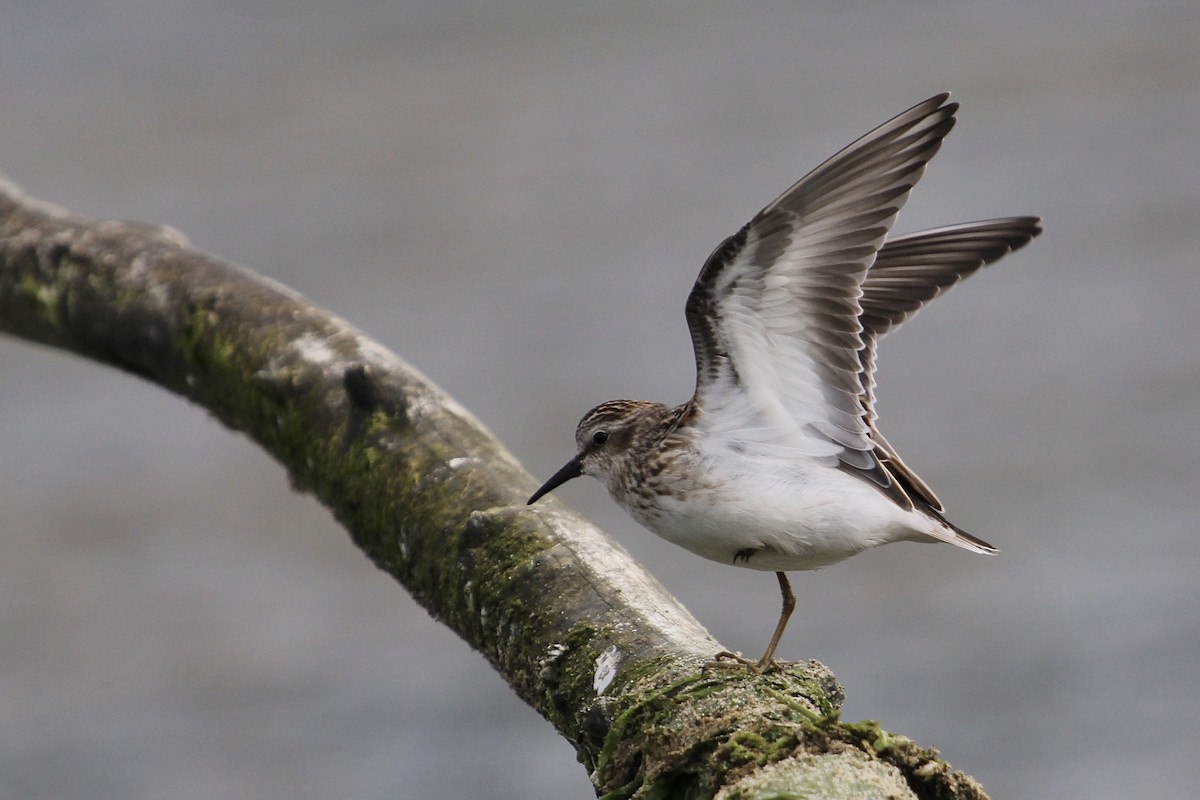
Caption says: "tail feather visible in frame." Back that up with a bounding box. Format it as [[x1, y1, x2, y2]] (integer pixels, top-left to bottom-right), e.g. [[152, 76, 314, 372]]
[[927, 516, 997, 554]]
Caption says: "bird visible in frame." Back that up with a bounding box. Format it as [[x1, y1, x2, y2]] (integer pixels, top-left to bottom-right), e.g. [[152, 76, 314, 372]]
[[527, 93, 1041, 671]]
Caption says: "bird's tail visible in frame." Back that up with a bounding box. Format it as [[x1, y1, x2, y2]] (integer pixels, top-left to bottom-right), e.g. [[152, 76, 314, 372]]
[[926, 516, 998, 554]]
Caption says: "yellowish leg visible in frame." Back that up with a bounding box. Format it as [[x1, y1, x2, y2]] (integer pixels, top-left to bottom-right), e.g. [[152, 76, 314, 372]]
[[706, 572, 795, 673], [754, 571, 795, 670]]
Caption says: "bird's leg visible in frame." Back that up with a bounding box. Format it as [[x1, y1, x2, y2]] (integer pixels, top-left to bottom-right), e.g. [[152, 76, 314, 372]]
[[705, 571, 795, 673], [754, 571, 795, 671]]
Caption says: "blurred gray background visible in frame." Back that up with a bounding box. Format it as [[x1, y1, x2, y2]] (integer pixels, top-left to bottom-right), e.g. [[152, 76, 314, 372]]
[[1, 3, 1198, 799]]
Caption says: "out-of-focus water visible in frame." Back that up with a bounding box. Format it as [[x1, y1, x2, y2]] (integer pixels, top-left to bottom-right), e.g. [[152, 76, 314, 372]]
[[1, 4, 1197, 799]]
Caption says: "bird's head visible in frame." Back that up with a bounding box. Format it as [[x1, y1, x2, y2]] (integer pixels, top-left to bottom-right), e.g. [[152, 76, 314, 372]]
[[527, 399, 665, 504]]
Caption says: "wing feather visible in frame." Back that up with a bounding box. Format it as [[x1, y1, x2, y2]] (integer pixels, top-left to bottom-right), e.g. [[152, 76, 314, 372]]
[[861, 217, 1043, 344], [685, 94, 958, 497], [858, 216, 1043, 510]]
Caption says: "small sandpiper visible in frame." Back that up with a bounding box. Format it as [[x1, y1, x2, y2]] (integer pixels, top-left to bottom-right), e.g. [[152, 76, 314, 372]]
[[528, 93, 1040, 671]]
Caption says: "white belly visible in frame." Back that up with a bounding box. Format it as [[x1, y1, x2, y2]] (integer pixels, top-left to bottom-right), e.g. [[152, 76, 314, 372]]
[[617, 463, 929, 572]]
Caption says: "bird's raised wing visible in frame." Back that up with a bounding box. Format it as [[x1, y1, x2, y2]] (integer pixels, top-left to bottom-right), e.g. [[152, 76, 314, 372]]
[[861, 216, 1043, 350], [685, 93, 956, 491], [857, 217, 1042, 510]]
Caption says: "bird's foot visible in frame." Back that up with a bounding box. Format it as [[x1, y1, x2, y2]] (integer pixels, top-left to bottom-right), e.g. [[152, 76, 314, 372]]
[[703, 650, 780, 674]]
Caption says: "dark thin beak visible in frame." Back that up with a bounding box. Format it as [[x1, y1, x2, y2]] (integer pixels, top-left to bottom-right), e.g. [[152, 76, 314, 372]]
[[527, 455, 583, 504]]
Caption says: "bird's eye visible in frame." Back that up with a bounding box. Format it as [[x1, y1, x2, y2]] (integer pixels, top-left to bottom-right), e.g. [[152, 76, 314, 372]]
[[591, 430, 609, 447]]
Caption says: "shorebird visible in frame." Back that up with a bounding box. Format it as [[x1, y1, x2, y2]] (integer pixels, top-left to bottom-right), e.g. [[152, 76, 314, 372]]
[[528, 93, 1040, 671]]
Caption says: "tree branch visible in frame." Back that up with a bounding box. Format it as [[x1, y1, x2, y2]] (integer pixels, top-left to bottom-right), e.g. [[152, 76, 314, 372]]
[[0, 178, 988, 800]]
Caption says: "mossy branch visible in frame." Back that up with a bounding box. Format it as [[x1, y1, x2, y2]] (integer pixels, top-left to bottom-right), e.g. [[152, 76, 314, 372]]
[[0, 178, 988, 800]]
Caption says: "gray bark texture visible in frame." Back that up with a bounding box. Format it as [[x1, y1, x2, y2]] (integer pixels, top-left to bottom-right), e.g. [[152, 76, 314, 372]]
[[0, 178, 989, 800]]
